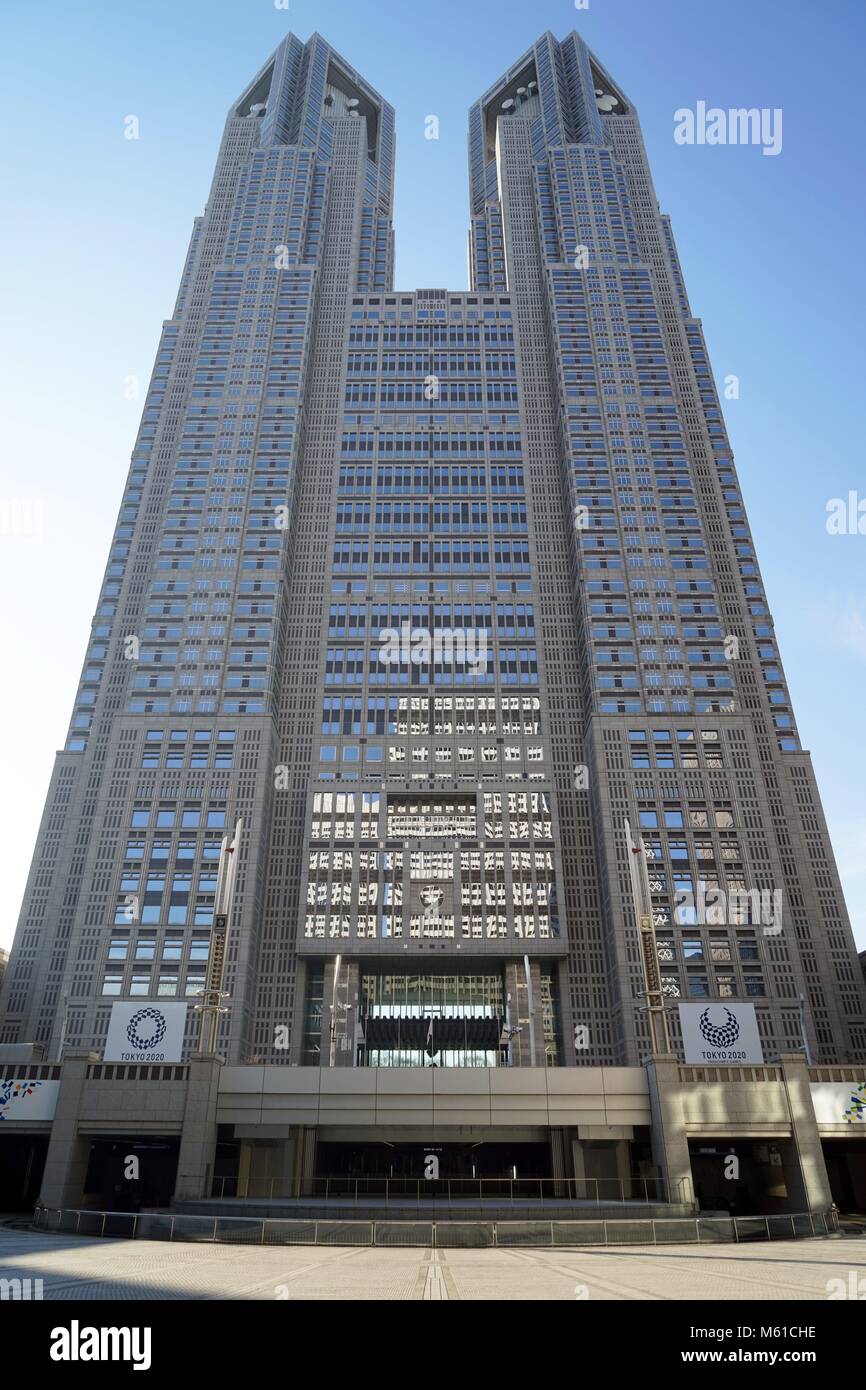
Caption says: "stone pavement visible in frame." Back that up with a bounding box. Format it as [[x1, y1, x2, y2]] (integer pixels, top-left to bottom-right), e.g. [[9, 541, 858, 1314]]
[[0, 1228, 864, 1300]]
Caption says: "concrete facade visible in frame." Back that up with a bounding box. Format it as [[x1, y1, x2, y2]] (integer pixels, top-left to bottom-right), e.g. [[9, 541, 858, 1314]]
[[1, 28, 865, 1222], [2, 1055, 861, 1217]]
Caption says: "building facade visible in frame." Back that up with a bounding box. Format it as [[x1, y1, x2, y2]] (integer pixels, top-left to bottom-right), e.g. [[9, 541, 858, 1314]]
[[1, 30, 864, 1211]]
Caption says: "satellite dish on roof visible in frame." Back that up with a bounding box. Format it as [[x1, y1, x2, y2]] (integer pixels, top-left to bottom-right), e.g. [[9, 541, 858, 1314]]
[[249, 102, 266, 116], [501, 98, 515, 111], [347, 97, 360, 108]]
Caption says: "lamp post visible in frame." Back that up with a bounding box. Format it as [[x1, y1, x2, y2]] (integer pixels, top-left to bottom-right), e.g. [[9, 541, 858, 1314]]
[[195, 819, 242, 1055], [625, 817, 670, 1055]]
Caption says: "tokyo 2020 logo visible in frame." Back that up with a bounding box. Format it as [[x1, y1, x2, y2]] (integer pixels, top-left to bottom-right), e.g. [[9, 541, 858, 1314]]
[[698, 1006, 740, 1050], [125, 1007, 167, 1052]]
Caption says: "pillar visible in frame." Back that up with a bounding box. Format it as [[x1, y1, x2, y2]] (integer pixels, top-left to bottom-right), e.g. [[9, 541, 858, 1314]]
[[174, 1053, 223, 1201], [38, 1051, 97, 1207], [778, 1052, 833, 1212], [643, 1052, 695, 1209]]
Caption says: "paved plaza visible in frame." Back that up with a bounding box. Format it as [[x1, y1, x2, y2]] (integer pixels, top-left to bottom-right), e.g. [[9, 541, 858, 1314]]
[[1, 1227, 864, 1301]]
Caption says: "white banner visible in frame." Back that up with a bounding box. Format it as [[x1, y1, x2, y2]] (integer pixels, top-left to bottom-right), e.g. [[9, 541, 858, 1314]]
[[810, 1080, 866, 1126], [0, 1078, 60, 1122], [104, 1002, 188, 1063], [678, 1002, 764, 1065]]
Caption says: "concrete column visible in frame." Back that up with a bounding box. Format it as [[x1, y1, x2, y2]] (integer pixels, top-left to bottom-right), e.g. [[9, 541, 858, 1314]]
[[549, 1127, 567, 1197], [276, 1133, 296, 1196], [614, 1138, 632, 1199], [778, 1052, 833, 1212], [295, 1126, 317, 1195], [39, 1051, 98, 1207], [643, 1052, 695, 1209], [570, 1134, 587, 1198], [237, 1140, 252, 1198], [174, 1053, 223, 1202]]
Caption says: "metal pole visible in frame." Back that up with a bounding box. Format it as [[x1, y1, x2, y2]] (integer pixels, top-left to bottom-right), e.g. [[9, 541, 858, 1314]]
[[523, 954, 536, 1063], [56, 993, 69, 1064], [328, 953, 342, 1068], [798, 994, 813, 1066], [197, 819, 242, 1055], [625, 818, 670, 1054]]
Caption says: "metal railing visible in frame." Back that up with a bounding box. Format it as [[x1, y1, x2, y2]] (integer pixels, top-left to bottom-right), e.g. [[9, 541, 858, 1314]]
[[32, 1205, 839, 1247], [209, 1175, 668, 1203]]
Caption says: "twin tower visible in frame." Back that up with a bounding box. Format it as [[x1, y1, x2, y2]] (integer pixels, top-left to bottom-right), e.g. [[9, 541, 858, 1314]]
[[2, 30, 863, 1084]]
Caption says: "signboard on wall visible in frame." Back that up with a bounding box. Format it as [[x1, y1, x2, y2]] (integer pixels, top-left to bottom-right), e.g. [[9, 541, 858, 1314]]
[[104, 1002, 188, 1063], [678, 1002, 764, 1065], [810, 1080, 866, 1126], [0, 1078, 60, 1122]]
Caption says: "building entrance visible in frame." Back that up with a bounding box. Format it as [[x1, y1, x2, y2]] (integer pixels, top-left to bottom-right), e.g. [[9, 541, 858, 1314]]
[[689, 1138, 805, 1215], [0, 1134, 48, 1211], [316, 1139, 550, 1187]]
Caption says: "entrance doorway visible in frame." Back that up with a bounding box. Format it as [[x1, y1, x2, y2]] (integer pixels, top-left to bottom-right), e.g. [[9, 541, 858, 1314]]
[[82, 1137, 180, 1210], [315, 1139, 551, 1196], [822, 1139, 866, 1212], [689, 1138, 804, 1214], [0, 1134, 48, 1211]]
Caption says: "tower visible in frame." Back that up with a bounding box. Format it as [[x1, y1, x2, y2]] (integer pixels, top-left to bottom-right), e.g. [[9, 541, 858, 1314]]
[[2, 29, 863, 1088]]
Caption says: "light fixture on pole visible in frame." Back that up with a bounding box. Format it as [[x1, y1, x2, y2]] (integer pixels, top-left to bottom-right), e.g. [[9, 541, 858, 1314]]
[[625, 817, 670, 1055], [195, 818, 242, 1055]]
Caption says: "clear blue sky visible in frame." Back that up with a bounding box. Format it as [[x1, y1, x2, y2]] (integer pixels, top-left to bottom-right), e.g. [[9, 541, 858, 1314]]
[[1, 0, 864, 950]]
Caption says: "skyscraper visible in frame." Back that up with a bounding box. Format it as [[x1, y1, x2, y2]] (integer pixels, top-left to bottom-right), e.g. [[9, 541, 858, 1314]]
[[2, 27, 864, 1095]]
